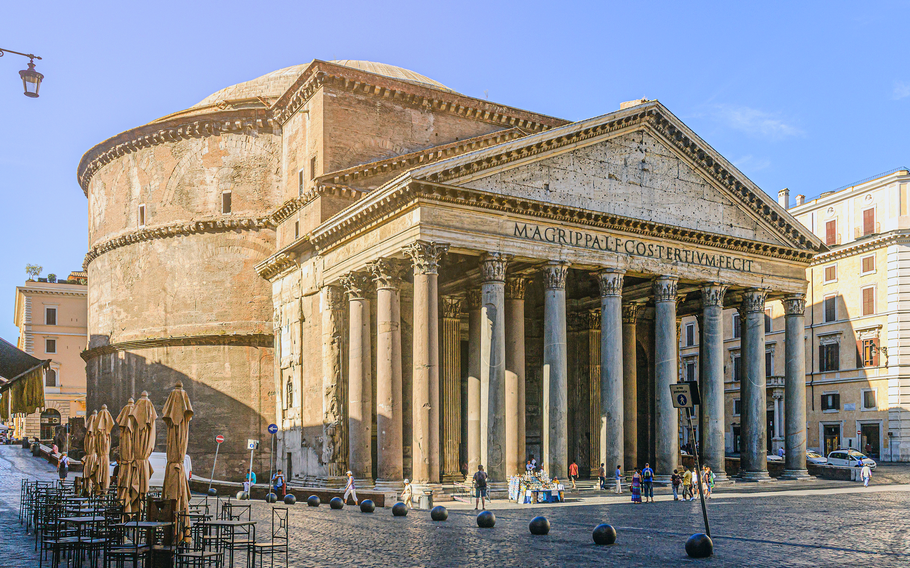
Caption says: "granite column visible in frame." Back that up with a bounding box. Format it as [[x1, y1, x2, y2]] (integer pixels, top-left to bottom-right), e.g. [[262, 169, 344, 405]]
[[740, 288, 771, 481], [543, 261, 570, 479], [781, 294, 811, 479], [342, 272, 373, 483], [466, 290, 482, 478], [440, 296, 464, 483], [653, 276, 679, 480], [505, 277, 527, 477], [597, 269, 624, 483], [622, 303, 640, 472], [701, 283, 728, 481], [480, 253, 509, 482]]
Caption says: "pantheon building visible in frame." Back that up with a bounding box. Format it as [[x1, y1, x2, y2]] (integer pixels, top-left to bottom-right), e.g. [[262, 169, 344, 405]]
[[78, 60, 823, 484]]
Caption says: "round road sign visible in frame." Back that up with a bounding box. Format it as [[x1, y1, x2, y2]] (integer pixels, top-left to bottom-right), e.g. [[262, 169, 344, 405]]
[[215, 435, 224, 444], [676, 394, 688, 407], [268, 424, 278, 434]]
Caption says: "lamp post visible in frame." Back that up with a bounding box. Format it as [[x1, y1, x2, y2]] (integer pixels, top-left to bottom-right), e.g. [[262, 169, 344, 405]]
[[0, 47, 44, 98]]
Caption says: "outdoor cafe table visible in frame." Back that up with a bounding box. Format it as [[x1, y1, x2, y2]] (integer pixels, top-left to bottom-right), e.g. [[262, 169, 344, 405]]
[[113, 521, 175, 566], [60, 516, 106, 566], [201, 519, 256, 566]]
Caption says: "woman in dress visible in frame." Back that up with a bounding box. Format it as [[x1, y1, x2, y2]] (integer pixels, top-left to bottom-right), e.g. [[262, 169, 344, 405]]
[[631, 469, 642, 504]]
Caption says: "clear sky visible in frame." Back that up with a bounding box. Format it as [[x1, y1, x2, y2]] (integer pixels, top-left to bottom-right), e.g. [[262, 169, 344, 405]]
[[1, 1, 908, 343]]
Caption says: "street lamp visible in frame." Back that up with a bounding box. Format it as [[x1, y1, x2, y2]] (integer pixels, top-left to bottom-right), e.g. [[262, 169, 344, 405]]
[[0, 47, 44, 98]]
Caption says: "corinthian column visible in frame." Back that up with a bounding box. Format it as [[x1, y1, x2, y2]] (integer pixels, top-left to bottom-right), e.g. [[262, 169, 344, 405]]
[[740, 288, 771, 481], [321, 284, 346, 482], [404, 241, 448, 485], [466, 290, 482, 477], [701, 283, 728, 481], [480, 253, 509, 483], [653, 276, 679, 480], [543, 261, 570, 479], [597, 269, 624, 484], [369, 258, 405, 487], [622, 303, 641, 473], [342, 272, 373, 483], [505, 277, 527, 477], [781, 294, 812, 480], [440, 295, 464, 483]]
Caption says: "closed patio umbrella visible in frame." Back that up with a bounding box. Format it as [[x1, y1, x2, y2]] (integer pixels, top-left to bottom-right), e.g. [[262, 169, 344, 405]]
[[95, 405, 115, 494], [82, 411, 98, 495], [129, 391, 157, 513], [162, 381, 193, 540], [115, 398, 135, 510]]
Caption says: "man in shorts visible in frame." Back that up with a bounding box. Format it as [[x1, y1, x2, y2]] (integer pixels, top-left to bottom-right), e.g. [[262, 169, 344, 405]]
[[473, 464, 488, 510], [568, 461, 578, 489]]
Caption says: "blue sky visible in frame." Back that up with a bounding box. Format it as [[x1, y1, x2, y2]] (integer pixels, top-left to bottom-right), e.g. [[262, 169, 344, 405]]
[[1, 1, 908, 342]]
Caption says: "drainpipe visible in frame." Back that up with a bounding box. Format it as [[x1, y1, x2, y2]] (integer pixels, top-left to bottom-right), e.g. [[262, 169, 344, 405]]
[[810, 268, 815, 412]]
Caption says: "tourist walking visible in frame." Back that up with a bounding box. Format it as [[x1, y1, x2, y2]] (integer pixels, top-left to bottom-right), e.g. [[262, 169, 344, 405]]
[[641, 463, 654, 503], [861, 463, 872, 487], [473, 464, 488, 510], [57, 452, 69, 481], [614, 465, 623, 494], [682, 467, 693, 501], [272, 469, 286, 498], [598, 463, 606, 490], [402, 479, 414, 508], [631, 469, 642, 504], [569, 461, 578, 489], [344, 470, 359, 505], [671, 469, 681, 501]]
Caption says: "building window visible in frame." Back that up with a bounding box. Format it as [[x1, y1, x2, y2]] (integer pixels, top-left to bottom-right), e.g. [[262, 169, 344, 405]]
[[222, 191, 232, 214], [294, 221, 300, 239], [298, 169, 305, 196], [733, 399, 742, 416], [824, 295, 836, 323], [139, 204, 146, 227], [45, 307, 57, 326], [861, 286, 875, 316], [40, 409, 61, 441], [861, 255, 875, 274], [824, 265, 837, 283], [857, 337, 880, 368], [732, 312, 741, 338], [685, 360, 696, 381], [821, 392, 841, 411], [825, 219, 837, 246], [863, 207, 875, 236], [45, 368, 57, 387], [310, 155, 317, 180], [286, 378, 293, 410], [685, 323, 695, 347], [765, 351, 773, 377], [764, 308, 772, 333], [862, 389, 877, 410], [819, 343, 839, 372], [45, 338, 56, 354], [732, 354, 741, 381]]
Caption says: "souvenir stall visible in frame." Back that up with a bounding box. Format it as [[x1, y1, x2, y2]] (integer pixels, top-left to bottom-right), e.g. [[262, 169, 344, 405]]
[[510, 471, 565, 504]]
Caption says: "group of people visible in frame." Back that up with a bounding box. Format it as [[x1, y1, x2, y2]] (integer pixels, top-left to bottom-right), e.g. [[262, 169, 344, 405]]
[[670, 466, 716, 502]]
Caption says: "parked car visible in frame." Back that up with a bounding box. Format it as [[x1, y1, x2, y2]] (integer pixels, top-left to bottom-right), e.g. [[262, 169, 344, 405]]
[[109, 452, 193, 487], [806, 450, 827, 465], [826, 449, 876, 470]]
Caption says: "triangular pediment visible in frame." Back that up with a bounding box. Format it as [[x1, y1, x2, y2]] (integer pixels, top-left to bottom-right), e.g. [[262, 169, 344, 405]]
[[407, 102, 823, 253]]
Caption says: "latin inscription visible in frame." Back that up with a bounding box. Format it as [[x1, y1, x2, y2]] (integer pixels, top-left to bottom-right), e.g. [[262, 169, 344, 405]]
[[513, 223, 754, 272]]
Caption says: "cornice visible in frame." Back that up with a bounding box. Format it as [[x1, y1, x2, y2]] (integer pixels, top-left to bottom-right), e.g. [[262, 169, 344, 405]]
[[255, 252, 299, 282], [810, 229, 910, 264], [81, 332, 273, 361], [270, 184, 365, 225], [84, 215, 276, 270], [16, 288, 87, 297]]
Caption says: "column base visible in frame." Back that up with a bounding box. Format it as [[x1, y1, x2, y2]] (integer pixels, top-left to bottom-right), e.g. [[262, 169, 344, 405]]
[[739, 470, 774, 482], [780, 469, 815, 481], [441, 472, 464, 484], [354, 477, 374, 489], [711, 472, 732, 484], [320, 475, 347, 489], [373, 479, 404, 492]]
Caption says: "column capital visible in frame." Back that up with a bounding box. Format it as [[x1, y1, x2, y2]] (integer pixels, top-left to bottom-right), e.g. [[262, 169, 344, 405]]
[[341, 272, 372, 300], [622, 303, 642, 324], [441, 296, 464, 319], [542, 260, 570, 290], [480, 252, 511, 282], [701, 283, 728, 308], [585, 308, 602, 330], [783, 294, 806, 316], [652, 276, 678, 303], [466, 289, 482, 310], [596, 269, 625, 297], [403, 241, 449, 275], [739, 288, 768, 314], [368, 258, 406, 290], [505, 277, 528, 300]]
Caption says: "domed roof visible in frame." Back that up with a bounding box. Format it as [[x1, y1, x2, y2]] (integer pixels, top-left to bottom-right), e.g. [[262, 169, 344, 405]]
[[193, 60, 455, 108]]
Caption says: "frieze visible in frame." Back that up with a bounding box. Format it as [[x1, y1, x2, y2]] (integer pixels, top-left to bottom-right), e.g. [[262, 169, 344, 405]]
[[81, 332, 273, 361], [480, 252, 510, 282], [368, 258, 406, 289], [403, 241, 449, 275], [542, 261, 570, 290], [504, 277, 528, 300], [782, 294, 806, 316], [652, 277, 678, 303], [441, 296, 464, 319], [701, 284, 728, 308], [596, 269, 625, 297]]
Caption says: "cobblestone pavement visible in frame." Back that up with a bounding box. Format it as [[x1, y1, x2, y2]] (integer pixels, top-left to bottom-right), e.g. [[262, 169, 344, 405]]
[[4, 444, 910, 567]]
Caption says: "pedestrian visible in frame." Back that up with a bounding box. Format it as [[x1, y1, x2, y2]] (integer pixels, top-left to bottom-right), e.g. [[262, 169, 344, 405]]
[[631, 469, 642, 504], [530, 455, 538, 472], [473, 464, 488, 510], [777, 446, 785, 458], [272, 469, 286, 498], [401, 478, 414, 508], [671, 469, 681, 501], [614, 465, 623, 494], [682, 467, 693, 501], [641, 463, 654, 503], [52, 443, 59, 456], [57, 452, 69, 481], [706, 466, 716, 498], [526, 460, 533, 473], [245, 470, 257, 484], [861, 463, 872, 487], [569, 461, 578, 489], [598, 463, 606, 490], [344, 470, 358, 505]]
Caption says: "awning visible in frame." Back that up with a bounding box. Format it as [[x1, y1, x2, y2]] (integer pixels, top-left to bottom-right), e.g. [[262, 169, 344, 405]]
[[0, 337, 48, 419]]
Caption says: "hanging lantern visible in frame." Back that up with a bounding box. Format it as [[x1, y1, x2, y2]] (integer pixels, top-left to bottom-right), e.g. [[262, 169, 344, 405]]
[[19, 59, 43, 98]]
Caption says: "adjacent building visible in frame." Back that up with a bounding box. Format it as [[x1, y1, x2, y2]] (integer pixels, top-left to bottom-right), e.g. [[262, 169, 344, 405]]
[[12, 271, 87, 441]]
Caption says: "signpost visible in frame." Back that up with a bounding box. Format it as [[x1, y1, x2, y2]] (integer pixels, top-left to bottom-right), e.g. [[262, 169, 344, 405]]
[[267, 424, 278, 495], [208, 434, 224, 494], [671, 381, 711, 538], [246, 439, 260, 494]]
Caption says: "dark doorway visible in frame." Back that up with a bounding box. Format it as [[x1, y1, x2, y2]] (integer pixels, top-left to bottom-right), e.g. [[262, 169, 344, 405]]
[[860, 423, 880, 458], [766, 409, 775, 453], [286, 452, 293, 480], [823, 425, 841, 456], [732, 425, 741, 454], [635, 341, 651, 468], [40, 409, 61, 441]]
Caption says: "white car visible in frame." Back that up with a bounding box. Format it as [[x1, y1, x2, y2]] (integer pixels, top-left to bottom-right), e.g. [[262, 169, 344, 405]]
[[806, 450, 827, 465], [826, 449, 876, 470], [109, 452, 193, 486]]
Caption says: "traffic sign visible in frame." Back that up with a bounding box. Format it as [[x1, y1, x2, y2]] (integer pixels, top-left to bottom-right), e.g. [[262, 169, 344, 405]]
[[247, 439, 260, 450], [670, 383, 697, 409], [268, 424, 278, 434], [215, 435, 224, 444]]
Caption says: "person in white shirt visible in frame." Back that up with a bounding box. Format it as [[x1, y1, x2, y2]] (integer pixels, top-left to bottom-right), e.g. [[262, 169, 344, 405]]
[[861, 464, 872, 487], [344, 471, 358, 505], [401, 479, 413, 509]]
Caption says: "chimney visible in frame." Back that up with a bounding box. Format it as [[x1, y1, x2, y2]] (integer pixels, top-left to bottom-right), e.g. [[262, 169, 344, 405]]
[[795, 194, 805, 206], [778, 188, 790, 209]]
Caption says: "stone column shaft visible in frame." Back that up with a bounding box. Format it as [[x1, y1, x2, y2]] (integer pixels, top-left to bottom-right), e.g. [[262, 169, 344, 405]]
[[653, 276, 679, 479], [342, 273, 373, 482], [505, 277, 527, 477], [321, 285, 346, 481], [598, 269, 624, 483], [543, 261, 570, 479], [440, 296, 463, 482], [466, 291, 482, 477], [701, 284, 728, 481], [622, 304, 640, 472], [741, 289, 770, 480], [782, 294, 811, 479], [588, 312, 601, 475], [480, 253, 509, 482]]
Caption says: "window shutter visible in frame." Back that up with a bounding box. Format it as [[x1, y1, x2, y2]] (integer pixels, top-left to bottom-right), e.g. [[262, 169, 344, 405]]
[[856, 339, 864, 368], [826, 220, 837, 245], [872, 338, 880, 367], [819, 346, 825, 372], [833, 393, 840, 409], [864, 208, 875, 236]]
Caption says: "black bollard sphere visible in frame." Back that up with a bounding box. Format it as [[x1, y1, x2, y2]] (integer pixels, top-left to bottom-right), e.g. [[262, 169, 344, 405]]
[[307, 495, 320, 507], [392, 502, 409, 517], [265, 493, 278, 503], [529, 516, 550, 535], [430, 506, 448, 521], [283, 494, 296, 505], [592, 524, 617, 545], [685, 533, 714, 558], [207, 488, 217, 497], [360, 499, 375, 513], [329, 497, 344, 510], [476, 510, 496, 528], [236, 491, 250, 500]]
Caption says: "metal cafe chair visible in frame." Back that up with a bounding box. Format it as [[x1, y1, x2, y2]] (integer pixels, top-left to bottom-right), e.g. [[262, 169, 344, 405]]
[[175, 511, 224, 568], [102, 511, 149, 568], [248, 507, 289, 568]]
